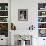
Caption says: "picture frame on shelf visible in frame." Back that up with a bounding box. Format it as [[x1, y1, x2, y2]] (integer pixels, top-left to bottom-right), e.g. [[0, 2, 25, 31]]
[[5, 6, 8, 10], [0, 23, 8, 37], [38, 3, 46, 10], [38, 23, 46, 28], [18, 9, 28, 21], [38, 11, 46, 16], [0, 3, 8, 10], [0, 3, 8, 37], [0, 11, 8, 16], [0, 17, 8, 22], [38, 29, 46, 37], [38, 17, 46, 22]]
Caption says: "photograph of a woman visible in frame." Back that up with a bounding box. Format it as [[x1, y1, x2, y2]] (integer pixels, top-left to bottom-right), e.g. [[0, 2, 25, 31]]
[[18, 9, 28, 21]]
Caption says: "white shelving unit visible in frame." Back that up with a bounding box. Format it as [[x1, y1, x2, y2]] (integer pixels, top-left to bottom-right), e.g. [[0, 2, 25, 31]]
[[14, 35, 32, 46], [0, 3, 8, 22], [38, 3, 46, 37], [0, 3, 8, 36], [0, 2, 9, 45]]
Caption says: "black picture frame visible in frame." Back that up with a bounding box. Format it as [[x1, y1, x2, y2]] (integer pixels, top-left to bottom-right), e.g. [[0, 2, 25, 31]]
[[18, 9, 28, 21]]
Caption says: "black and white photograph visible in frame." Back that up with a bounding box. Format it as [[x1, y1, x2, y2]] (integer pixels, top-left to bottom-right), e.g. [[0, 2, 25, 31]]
[[18, 9, 28, 21]]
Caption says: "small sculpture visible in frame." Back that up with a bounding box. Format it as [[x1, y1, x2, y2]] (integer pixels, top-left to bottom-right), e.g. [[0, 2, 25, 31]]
[[11, 23, 16, 30], [29, 25, 35, 30]]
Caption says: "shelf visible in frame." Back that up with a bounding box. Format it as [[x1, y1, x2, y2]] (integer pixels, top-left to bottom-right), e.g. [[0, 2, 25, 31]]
[[38, 22, 46, 23], [0, 22, 8, 23], [38, 10, 46, 11], [38, 28, 46, 29], [38, 15, 46, 17], [0, 16, 8, 17], [0, 10, 8, 11], [38, 3, 46, 37], [0, 3, 8, 37]]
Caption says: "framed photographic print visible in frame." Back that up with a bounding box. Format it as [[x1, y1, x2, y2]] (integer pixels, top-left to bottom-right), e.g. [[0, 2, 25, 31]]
[[18, 9, 28, 21]]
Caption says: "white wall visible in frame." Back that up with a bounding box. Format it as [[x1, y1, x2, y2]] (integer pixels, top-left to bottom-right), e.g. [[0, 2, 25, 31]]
[[11, 0, 46, 30], [11, 0, 38, 30], [11, 0, 46, 46]]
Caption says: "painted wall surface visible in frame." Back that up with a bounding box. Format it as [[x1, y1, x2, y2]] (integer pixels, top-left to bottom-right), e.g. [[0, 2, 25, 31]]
[[11, 0, 46, 30], [11, 0, 46, 46], [11, 0, 38, 30]]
